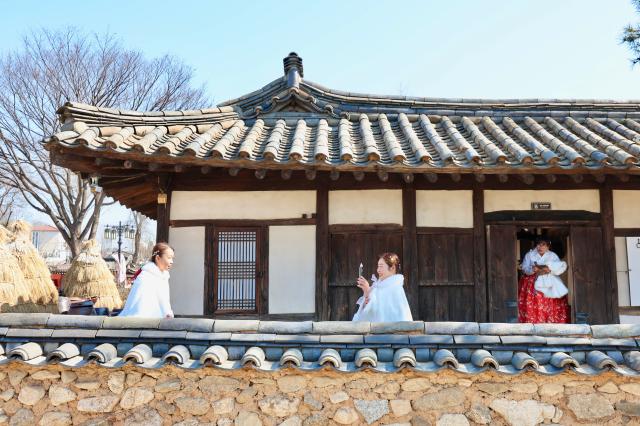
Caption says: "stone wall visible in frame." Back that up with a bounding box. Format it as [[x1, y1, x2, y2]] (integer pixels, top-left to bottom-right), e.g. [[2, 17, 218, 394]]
[[1, 364, 639, 426]]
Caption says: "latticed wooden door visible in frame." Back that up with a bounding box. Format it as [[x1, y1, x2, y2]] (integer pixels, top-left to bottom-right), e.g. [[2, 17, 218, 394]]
[[211, 227, 263, 314]]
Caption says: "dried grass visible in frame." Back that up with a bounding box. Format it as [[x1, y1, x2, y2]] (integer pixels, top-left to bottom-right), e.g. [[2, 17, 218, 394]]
[[8, 220, 58, 312], [0, 225, 34, 312], [62, 239, 123, 311]]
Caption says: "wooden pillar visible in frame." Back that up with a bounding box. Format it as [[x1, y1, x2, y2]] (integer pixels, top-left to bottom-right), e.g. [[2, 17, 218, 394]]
[[600, 185, 619, 323], [156, 174, 172, 244], [402, 185, 419, 318], [472, 187, 488, 322], [315, 182, 329, 320]]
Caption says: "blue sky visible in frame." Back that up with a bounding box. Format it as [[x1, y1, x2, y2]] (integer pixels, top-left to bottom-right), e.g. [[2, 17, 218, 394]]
[[2, 0, 639, 103], [2, 0, 639, 230]]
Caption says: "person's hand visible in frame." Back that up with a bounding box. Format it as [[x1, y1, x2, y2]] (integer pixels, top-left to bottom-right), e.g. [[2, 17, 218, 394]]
[[357, 276, 371, 297], [539, 266, 550, 275]]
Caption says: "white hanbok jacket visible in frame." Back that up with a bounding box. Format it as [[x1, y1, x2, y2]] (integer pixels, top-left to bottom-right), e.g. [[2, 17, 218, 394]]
[[352, 274, 413, 322], [521, 249, 568, 299], [118, 262, 173, 318]]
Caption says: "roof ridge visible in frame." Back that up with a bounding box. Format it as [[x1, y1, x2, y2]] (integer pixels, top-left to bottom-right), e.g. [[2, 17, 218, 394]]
[[58, 101, 237, 117], [301, 80, 640, 109]]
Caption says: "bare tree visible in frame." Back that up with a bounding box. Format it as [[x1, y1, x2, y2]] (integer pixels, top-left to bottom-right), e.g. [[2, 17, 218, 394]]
[[0, 28, 208, 256], [131, 211, 148, 267], [0, 184, 19, 226]]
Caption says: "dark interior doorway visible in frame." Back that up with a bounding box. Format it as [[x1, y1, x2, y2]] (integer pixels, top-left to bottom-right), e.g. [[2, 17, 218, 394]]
[[486, 211, 611, 324], [516, 226, 573, 322]]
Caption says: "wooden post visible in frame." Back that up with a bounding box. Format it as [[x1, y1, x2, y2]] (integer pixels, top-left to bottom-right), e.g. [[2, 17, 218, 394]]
[[600, 185, 619, 323], [156, 174, 172, 243], [473, 187, 488, 322], [203, 224, 214, 315], [315, 181, 329, 320], [402, 185, 419, 318]]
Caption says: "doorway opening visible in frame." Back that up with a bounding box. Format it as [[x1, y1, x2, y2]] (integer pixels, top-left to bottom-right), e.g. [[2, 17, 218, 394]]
[[516, 226, 575, 322]]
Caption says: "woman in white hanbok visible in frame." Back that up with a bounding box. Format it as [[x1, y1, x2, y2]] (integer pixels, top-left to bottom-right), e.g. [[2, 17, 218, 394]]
[[518, 237, 569, 323], [352, 252, 413, 322], [119, 242, 175, 318]]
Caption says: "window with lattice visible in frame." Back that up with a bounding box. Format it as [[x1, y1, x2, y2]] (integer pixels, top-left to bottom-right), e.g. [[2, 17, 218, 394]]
[[210, 228, 263, 313]]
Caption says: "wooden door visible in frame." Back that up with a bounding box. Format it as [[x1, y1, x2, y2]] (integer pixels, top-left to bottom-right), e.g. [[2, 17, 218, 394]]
[[417, 230, 475, 321], [486, 224, 518, 322], [328, 230, 403, 320], [570, 226, 609, 324]]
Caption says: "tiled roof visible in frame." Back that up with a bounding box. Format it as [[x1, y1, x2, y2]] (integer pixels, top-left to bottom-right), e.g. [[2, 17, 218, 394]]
[[46, 54, 640, 174], [2, 314, 640, 376]]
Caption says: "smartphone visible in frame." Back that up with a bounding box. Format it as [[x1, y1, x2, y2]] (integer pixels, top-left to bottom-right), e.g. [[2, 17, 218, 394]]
[[358, 262, 363, 277]]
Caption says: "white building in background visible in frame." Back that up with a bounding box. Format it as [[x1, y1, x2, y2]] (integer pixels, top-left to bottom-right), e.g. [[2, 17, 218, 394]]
[[31, 224, 72, 266]]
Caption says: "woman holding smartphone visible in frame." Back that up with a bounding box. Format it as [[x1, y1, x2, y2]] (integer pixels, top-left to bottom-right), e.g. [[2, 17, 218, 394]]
[[352, 252, 413, 322]]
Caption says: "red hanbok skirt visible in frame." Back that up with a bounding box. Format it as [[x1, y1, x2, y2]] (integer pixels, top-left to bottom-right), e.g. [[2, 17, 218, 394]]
[[518, 274, 569, 323]]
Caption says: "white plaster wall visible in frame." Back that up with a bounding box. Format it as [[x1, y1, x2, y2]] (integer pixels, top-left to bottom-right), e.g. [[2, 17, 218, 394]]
[[329, 190, 403, 224], [620, 315, 640, 324], [613, 190, 640, 228], [484, 190, 600, 212], [170, 191, 316, 220], [416, 190, 473, 228], [168, 227, 205, 315], [616, 236, 631, 307], [268, 225, 316, 314]]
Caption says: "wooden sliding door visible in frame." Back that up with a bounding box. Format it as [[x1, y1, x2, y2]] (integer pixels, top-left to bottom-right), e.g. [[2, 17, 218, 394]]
[[327, 227, 403, 320]]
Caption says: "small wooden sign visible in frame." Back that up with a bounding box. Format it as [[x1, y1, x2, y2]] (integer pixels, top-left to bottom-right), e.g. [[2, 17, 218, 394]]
[[531, 202, 551, 210]]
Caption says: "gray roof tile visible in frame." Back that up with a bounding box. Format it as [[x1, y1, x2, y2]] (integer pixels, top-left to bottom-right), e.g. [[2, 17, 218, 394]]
[[313, 321, 370, 335], [258, 321, 312, 334], [96, 329, 143, 339], [6, 328, 54, 338], [47, 315, 105, 329], [140, 330, 188, 340], [51, 329, 98, 339], [185, 332, 232, 341], [479, 323, 535, 335], [214, 320, 260, 333], [363, 334, 410, 345], [425, 322, 479, 335], [408, 335, 454, 345], [0, 313, 51, 327], [102, 317, 160, 329], [370, 321, 424, 334], [320, 335, 364, 344], [453, 335, 501, 345], [158, 318, 214, 333]]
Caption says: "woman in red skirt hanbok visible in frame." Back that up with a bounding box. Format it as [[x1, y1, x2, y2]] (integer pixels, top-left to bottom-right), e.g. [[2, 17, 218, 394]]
[[518, 238, 569, 323]]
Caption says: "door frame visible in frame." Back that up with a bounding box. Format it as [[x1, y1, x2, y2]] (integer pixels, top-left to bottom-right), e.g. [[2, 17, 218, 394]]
[[484, 210, 603, 322]]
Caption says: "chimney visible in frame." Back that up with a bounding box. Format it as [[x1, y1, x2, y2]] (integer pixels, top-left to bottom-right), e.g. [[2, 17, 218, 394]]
[[283, 52, 303, 89]]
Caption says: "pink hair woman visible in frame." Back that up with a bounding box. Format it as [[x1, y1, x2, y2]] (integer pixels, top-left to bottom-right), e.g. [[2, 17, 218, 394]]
[[119, 242, 175, 318], [352, 252, 413, 322]]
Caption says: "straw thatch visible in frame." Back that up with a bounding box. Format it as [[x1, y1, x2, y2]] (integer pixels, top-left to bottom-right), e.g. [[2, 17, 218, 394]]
[[0, 226, 32, 312], [8, 220, 58, 312], [62, 239, 123, 311]]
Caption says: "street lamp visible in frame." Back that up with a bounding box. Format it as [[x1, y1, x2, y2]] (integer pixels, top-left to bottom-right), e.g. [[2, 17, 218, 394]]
[[104, 221, 135, 261]]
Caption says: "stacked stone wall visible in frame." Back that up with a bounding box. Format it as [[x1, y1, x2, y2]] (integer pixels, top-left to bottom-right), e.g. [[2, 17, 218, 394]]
[[0, 365, 639, 425]]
